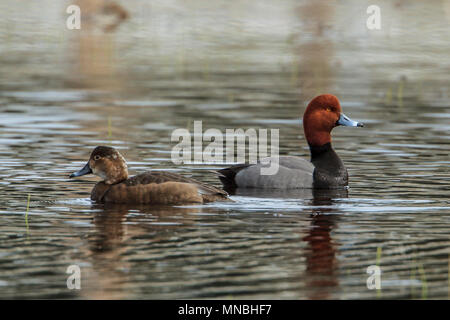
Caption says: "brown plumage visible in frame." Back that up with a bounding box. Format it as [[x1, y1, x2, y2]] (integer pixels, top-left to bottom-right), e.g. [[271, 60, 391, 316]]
[[70, 146, 229, 205]]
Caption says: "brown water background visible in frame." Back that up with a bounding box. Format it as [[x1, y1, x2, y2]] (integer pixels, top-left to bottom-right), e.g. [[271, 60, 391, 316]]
[[0, 0, 449, 299]]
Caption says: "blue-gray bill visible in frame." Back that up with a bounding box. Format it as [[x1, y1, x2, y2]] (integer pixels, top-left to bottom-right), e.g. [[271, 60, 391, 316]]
[[69, 163, 92, 178], [336, 113, 364, 127]]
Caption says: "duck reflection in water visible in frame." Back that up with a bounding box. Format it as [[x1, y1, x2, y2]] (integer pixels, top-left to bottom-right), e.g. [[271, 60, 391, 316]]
[[303, 188, 347, 299], [224, 187, 346, 299], [88, 204, 202, 253], [80, 204, 202, 299]]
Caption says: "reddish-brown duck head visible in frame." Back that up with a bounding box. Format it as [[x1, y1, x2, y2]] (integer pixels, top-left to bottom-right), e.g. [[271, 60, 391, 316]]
[[303, 94, 363, 147]]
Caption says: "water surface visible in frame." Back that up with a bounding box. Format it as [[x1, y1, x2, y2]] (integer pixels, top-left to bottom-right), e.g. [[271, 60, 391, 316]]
[[0, 0, 449, 299]]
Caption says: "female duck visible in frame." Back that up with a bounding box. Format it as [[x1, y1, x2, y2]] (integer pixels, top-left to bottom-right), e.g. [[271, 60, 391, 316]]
[[218, 94, 364, 189], [70, 146, 229, 204]]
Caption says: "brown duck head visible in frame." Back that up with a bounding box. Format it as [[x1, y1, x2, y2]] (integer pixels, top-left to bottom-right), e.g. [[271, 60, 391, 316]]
[[70, 146, 128, 185], [303, 94, 364, 147]]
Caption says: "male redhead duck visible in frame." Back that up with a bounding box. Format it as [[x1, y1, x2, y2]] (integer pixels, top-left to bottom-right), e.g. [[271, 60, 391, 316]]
[[218, 94, 364, 189], [70, 146, 229, 204]]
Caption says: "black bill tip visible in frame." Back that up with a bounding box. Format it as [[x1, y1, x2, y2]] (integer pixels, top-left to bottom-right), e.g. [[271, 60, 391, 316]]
[[69, 163, 92, 178]]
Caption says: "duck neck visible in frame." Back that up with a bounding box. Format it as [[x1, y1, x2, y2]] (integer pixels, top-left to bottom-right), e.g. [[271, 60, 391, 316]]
[[309, 142, 348, 188], [104, 169, 128, 185]]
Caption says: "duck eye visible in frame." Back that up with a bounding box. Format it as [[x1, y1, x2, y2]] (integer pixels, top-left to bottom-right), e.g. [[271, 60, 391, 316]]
[[94, 155, 101, 161], [326, 107, 332, 112]]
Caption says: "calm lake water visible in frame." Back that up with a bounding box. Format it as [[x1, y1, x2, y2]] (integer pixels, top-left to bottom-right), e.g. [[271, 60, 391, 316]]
[[0, 0, 449, 299]]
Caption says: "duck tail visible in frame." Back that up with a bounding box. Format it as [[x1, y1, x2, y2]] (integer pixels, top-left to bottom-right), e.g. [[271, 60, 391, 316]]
[[215, 164, 251, 190]]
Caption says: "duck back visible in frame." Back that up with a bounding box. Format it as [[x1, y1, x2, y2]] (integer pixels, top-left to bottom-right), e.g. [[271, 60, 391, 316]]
[[218, 156, 314, 189], [91, 171, 229, 204]]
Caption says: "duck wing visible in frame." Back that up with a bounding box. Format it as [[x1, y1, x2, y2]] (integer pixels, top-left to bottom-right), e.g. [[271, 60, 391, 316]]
[[218, 156, 314, 189], [125, 171, 229, 199]]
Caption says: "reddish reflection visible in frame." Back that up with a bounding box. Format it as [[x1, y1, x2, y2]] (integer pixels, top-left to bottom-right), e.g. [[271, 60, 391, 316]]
[[70, 0, 128, 90], [303, 189, 347, 299], [294, 1, 336, 104]]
